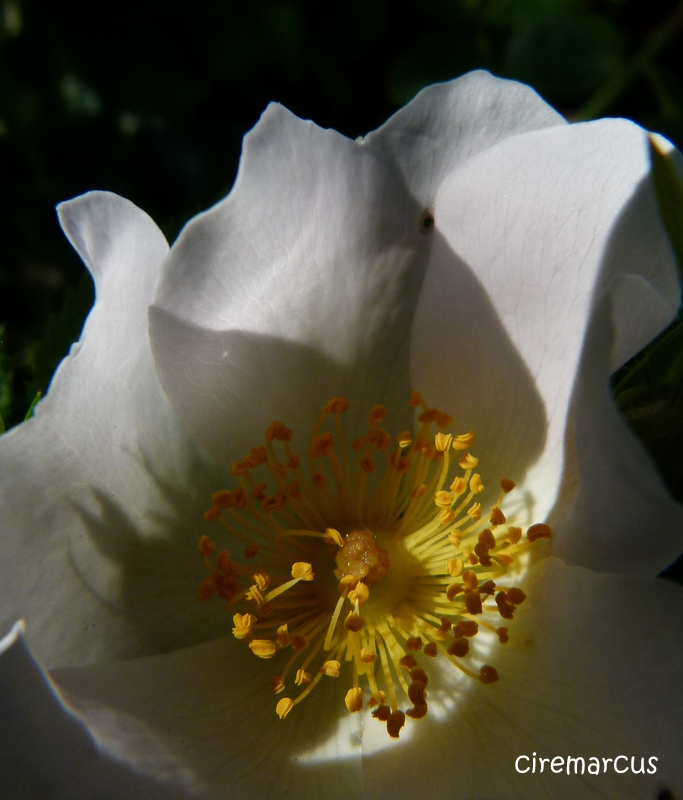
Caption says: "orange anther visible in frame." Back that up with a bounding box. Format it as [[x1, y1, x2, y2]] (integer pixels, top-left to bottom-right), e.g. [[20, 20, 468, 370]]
[[204, 506, 221, 521], [490, 506, 506, 526], [500, 478, 516, 493], [324, 397, 350, 415], [387, 710, 406, 739], [211, 490, 233, 508], [291, 562, 314, 581], [344, 611, 365, 632], [276, 697, 294, 718], [505, 526, 522, 545], [345, 687, 363, 713], [464, 592, 483, 615], [271, 676, 285, 693], [291, 634, 309, 651], [478, 528, 496, 549], [198, 535, 215, 557], [423, 642, 437, 658], [265, 421, 293, 442], [527, 523, 552, 542], [196, 576, 216, 602], [399, 654, 417, 669], [320, 660, 341, 677], [451, 431, 475, 450], [459, 452, 479, 469], [408, 391, 424, 407], [507, 588, 527, 605], [406, 636, 423, 652], [249, 639, 277, 659], [368, 405, 387, 427], [479, 665, 499, 684], [447, 637, 469, 657]]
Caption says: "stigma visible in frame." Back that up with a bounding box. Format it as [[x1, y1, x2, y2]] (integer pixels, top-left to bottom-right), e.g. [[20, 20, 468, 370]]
[[199, 392, 550, 738]]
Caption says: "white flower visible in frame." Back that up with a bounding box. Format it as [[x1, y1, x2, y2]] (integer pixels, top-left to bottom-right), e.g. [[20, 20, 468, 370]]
[[1, 70, 682, 799]]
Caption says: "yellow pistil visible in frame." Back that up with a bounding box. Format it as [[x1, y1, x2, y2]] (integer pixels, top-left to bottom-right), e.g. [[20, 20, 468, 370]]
[[199, 393, 550, 739]]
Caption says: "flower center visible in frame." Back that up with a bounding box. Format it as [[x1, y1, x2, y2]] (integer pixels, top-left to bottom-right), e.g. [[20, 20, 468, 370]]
[[336, 530, 390, 586], [198, 392, 551, 739]]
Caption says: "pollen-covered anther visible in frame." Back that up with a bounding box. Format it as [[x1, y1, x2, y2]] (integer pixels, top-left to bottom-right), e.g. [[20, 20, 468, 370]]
[[507, 588, 527, 605], [449, 530, 462, 547], [464, 591, 483, 615], [265, 421, 293, 442], [368, 404, 387, 427], [249, 639, 277, 659], [344, 611, 365, 632], [291, 562, 314, 581], [447, 637, 469, 657], [275, 624, 290, 647], [527, 523, 552, 542], [271, 676, 285, 693], [459, 452, 479, 469], [325, 528, 344, 547], [406, 636, 423, 652], [410, 484, 428, 499], [348, 582, 369, 605], [345, 687, 364, 713], [467, 503, 482, 521], [479, 666, 499, 684], [324, 397, 350, 414], [245, 585, 264, 605], [505, 526, 522, 545], [397, 430, 413, 447], [455, 620, 479, 637], [253, 569, 270, 591], [408, 680, 428, 706], [500, 478, 516, 493], [291, 634, 308, 651], [469, 474, 484, 494], [232, 613, 256, 640], [435, 490, 455, 508], [368, 691, 386, 707], [360, 648, 376, 664], [320, 660, 341, 677], [451, 431, 475, 450], [399, 654, 417, 669], [450, 476, 466, 495], [478, 529, 496, 550], [244, 544, 259, 559], [295, 669, 312, 685], [434, 432, 453, 452], [276, 698, 294, 718], [308, 432, 335, 458], [497, 627, 509, 644], [198, 535, 215, 557], [489, 506, 506, 526], [372, 704, 391, 721], [387, 711, 406, 739], [423, 642, 437, 658]]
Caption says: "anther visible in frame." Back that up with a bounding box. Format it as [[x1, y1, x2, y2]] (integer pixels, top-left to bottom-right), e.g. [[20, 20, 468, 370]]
[[345, 687, 364, 713], [527, 523, 552, 542], [320, 660, 341, 677], [276, 698, 294, 718], [387, 711, 406, 738], [344, 611, 365, 632], [249, 640, 277, 658], [489, 506, 506, 526]]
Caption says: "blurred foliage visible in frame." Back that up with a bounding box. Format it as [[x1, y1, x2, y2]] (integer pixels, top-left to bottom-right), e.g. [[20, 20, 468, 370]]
[[1, 0, 683, 550]]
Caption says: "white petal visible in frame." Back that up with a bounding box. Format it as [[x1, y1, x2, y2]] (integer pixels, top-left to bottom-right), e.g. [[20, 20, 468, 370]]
[[149, 73, 565, 470], [54, 635, 364, 800], [0, 192, 229, 668], [149, 102, 435, 467], [363, 69, 566, 206], [410, 118, 683, 572], [0, 621, 195, 799], [362, 558, 683, 799]]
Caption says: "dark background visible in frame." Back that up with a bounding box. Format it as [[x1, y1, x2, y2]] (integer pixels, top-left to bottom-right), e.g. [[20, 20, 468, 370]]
[[1, 0, 682, 430]]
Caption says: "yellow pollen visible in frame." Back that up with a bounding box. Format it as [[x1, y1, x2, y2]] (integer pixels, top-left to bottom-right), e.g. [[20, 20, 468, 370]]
[[249, 639, 277, 659], [345, 687, 364, 713], [199, 393, 548, 739], [276, 697, 294, 718], [232, 613, 256, 640], [452, 431, 475, 450]]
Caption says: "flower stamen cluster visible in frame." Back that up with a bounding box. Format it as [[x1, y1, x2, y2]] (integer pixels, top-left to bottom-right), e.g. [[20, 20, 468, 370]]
[[198, 393, 550, 738]]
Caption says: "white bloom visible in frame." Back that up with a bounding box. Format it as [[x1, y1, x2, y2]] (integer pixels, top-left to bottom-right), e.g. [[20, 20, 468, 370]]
[[1, 71, 682, 799]]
